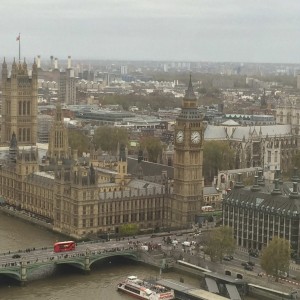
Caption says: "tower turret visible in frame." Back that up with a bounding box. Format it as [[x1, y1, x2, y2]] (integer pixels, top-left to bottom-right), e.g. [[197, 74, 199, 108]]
[[2, 58, 8, 79], [22, 58, 28, 74], [47, 103, 70, 162], [32, 57, 38, 77], [11, 58, 17, 75], [1, 58, 38, 146]]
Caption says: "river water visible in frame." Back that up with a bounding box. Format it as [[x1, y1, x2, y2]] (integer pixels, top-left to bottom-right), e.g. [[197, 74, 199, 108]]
[[0, 212, 207, 300]]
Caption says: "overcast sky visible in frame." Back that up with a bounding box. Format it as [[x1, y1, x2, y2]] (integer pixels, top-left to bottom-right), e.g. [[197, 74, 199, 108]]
[[1, 0, 300, 63]]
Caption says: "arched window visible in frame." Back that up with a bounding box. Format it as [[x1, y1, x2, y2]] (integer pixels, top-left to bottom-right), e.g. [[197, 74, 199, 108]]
[[27, 128, 30, 141], [23, 102, 26, 115], [27, 102, 30, 115], [22, 128, 26, 141]]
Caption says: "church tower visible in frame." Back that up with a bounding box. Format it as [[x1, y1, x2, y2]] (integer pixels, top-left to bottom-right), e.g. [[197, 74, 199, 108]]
[[47, 104, 70, 162], [1, 58, 38, 146], [172, 75, 204, 227]]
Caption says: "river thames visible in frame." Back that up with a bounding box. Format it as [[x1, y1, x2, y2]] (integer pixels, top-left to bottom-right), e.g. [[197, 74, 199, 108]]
[[0, 211, 213, 300]]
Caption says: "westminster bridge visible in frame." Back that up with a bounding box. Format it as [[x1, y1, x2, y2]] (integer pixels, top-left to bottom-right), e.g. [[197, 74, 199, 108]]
[[0, 239, 174, 286]]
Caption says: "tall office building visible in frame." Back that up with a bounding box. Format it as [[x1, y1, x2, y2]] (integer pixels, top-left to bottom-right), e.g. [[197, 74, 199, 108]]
[[297, 74, 300, 90], [1, 58, 38, 146], [56, 56, 77, 105], [121, 65, 128, 75], [65, 56, 77, 105]]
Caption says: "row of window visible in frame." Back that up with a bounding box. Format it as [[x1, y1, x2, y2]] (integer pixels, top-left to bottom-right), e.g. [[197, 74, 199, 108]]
[[18, 128, 31, 142], [58, 211, 163, 228], [18, 101, 31, 116]]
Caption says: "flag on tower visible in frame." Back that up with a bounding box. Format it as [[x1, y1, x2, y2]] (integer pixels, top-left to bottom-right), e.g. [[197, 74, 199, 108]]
[[16, 34, 20, 41]]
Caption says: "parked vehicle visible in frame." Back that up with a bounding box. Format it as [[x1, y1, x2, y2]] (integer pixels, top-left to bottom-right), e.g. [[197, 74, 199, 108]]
[[244, 264, 253, 271], [223, 255, 233, 261], [249, 249, 259, 257], [182, 241, 191, 247]]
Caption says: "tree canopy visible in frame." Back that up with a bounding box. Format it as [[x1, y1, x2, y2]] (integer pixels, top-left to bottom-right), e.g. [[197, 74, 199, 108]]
[[205, 226, 235, 262], [203, 141, 235, 184], [93, 127, 128, 154], [68, 129, 90, 156], [119, 224, 139, 236], [139, 136, 163, 163], [260, 237, 290, 281]]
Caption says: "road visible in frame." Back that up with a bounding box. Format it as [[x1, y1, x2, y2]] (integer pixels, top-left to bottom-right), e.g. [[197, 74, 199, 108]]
[[1, 223, 300, 294], [0, 234, 178, 269]]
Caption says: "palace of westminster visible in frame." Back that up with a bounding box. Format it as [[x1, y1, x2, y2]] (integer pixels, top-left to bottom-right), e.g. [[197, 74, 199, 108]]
[[4, 58, 300, 259], [0, 59, 204, 238]]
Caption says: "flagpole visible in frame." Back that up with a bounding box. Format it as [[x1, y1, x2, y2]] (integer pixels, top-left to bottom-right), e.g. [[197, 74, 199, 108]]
[[18, 33, 21, 62]]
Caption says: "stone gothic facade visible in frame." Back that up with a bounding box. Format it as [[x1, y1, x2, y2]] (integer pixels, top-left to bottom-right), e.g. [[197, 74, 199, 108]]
[[1, 58, 38, 146], [0, 62, 204, 238]]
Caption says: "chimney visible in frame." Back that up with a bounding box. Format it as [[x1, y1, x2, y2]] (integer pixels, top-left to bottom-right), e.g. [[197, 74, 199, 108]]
[[37, 55, 41, 68], [54, 58, 58, 69], [67, 56, 72, 69], [251, 175, 260, 192], [234, 173, 244, 189], [271, 179, 281, 195], [290, 182, 300, 199], [50, 55, 54, 68]]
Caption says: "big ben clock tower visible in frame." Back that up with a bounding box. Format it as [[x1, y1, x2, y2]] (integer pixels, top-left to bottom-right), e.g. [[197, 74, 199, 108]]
[[171, 75, 204, 227]]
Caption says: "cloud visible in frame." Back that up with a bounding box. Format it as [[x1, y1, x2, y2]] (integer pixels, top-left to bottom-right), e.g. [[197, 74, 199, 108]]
[[1, 0, 300, 62]]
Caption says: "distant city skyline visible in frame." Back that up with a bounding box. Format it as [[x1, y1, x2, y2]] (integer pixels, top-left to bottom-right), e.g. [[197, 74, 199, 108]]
[[2, 0, 300, 64]]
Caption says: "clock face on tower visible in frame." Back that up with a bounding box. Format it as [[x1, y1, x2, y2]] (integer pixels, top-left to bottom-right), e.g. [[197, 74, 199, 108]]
[[176, 130, 184, 143], [191, 131, 200, 144]]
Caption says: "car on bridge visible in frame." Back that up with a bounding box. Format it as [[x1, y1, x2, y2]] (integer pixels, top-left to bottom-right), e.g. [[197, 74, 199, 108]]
[[182, 241, 191, 247], [223, 255, 233, 261], [244, 264, 254, 271]]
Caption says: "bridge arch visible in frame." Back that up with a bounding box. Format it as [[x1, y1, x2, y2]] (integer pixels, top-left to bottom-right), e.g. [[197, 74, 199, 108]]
[[55, 260, 86, 271], [0, 249, 141, 285], [89, 252, 138, 268], [0, 269, 22, 281]]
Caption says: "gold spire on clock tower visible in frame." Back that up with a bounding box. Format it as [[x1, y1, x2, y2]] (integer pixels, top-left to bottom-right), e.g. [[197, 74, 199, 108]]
[[172, 74, 204, 227]]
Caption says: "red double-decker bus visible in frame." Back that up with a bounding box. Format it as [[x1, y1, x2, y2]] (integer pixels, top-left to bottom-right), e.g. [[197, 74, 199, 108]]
[[53, 241, 76, 253]]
